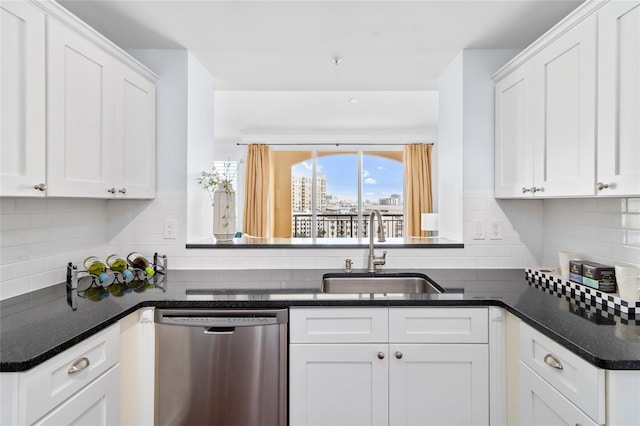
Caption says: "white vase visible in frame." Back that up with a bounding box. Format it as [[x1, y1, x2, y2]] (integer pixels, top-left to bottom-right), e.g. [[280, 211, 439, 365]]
[[213, 183, 236, 242]]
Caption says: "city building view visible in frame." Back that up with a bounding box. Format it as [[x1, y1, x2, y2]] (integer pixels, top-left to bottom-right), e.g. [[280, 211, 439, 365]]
[[290, 154, 404, 238]]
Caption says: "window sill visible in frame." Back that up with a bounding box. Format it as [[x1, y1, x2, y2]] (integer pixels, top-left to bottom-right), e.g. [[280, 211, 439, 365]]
[[185, 237, 464, 249]]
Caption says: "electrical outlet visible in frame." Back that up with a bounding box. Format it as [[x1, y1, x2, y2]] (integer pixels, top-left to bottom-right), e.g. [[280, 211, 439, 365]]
[[490, 221, 503, 240], [164, 219, 177, 239], [472, 221, 485, 240]]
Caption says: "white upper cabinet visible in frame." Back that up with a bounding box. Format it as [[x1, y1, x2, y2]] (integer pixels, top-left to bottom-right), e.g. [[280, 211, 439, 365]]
[[1, 0, 157, 199], [494, 1, 640, 199], [0, 1, 46, 197], [46, 17, 116, 198], [597, 1, 640, 196], [532, 14, 597, 197], [494, 61, 534, 198], [114, 63, 156, 199]]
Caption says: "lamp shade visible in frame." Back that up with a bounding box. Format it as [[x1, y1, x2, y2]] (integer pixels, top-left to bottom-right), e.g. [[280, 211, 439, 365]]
[[421, 213, 439, 231]]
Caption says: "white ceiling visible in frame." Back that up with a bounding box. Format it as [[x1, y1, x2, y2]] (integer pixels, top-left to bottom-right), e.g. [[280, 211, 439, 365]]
[[60, 0, 583, 139]]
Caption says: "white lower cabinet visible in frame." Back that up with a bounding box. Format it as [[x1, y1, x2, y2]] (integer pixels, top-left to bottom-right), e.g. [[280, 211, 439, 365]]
[[0, 324, 120, 426], [289, 307, 489, 426], [290, 344, 389, 426], [32, 365, 119, 426], [519, 362, 597, 426], [389, 344, 488, 426]]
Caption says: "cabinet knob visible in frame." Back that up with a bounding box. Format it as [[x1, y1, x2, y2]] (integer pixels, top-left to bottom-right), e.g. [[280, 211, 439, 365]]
[[543, 353, 563, 370], [395, 351, 403, 359], [118, 188, 127, 194], [33, 183, 46, 192], [68, 356, 90, 374], [107, 187, 116, 194], [377, 352, 385, 360], [530, 187, 541, 193], [521, 187, 530, 193], [597, 182, 609, 191]]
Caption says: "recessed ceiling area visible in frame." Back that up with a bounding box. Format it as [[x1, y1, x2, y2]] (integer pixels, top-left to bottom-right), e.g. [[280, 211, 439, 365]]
[[60, 1, 583, 140], [60, 0, 583, 91]]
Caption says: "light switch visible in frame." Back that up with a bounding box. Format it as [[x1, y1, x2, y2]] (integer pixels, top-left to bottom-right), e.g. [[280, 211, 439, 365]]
[[472, 221, 485, 240]]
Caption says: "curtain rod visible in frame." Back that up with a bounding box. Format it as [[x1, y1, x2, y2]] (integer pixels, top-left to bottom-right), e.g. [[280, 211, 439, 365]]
[[236, 142, 434, 146]]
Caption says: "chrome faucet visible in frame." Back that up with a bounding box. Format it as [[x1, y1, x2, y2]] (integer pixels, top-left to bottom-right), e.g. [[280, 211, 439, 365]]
[[367, 209, 387, 272]]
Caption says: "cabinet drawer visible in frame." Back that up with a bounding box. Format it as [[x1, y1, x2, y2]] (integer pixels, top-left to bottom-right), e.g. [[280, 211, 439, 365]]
[[389, 308, 488, 343], [519, 322, 604, 423], [20, 324, 120, 425], [290, 308, 388, 343], [519, 362, 597, 426], [33, 365, 119, 426]]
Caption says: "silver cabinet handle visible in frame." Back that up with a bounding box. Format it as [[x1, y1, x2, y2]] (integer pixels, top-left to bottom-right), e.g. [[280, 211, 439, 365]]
[[522, 187, 530, 193], [107, 187, 116, 194], [531, 187, 542, 193], [377, 352, 385, 360], [395, 351, 403, 359], [68, 357, 90, 374], [118, 188, 127, 194], [544, 353, 563, 370], [597, 182, 609, 191], [33, 183, 46, 191]]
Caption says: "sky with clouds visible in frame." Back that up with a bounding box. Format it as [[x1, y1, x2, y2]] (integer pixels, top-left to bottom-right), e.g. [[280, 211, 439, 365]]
[[292, 154, 403, 202]]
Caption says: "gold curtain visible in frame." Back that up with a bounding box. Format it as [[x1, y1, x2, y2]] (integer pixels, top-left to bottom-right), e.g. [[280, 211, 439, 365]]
[[243, 144, 271, 237], [405, 144, 433, 237]]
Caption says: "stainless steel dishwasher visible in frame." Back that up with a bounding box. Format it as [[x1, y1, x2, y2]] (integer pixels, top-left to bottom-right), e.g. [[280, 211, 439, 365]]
[[154, 308, 288, 426]]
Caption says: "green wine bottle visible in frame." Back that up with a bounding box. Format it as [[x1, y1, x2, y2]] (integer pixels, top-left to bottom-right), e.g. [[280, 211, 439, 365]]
[[127, 252, 155, 277], [106, 254, 133, 280], [83, 256, 109, 283]]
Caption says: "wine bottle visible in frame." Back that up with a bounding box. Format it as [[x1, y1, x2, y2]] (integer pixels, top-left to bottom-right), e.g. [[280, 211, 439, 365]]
[[83, 256, 109, 283], [127, 252, 155, 276], [106, 254, 133, 280]]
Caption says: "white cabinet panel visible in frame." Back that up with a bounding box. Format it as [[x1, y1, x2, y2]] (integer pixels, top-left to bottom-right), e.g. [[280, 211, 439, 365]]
[[46, 17, 115, 197], [597, 1, 640, 196], [495, 60, 534, 198], [389, 307, 488, 343], [519, 362, 597, 426], [33, 365, 119, 426], [0, 1, 46, 196], [290, 308, 388, 343], [389, 344, 489, 426], [114, 63, 156, 198], [533, 14, 597, 197], [289, 344, 389, 426]]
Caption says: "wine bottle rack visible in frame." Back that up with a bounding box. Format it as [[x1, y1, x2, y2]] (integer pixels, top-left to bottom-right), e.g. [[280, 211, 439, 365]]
[[66, 253, 167, 310]]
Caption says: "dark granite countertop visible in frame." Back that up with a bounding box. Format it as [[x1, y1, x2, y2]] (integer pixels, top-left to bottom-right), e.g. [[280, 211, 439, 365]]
[[1, 269, 640, 372], [186, 236, 464, 249]]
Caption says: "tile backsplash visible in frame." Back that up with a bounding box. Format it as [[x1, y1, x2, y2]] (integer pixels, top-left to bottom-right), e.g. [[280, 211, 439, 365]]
[[542, 198, 640, 267], [2, 192, 637, 301]]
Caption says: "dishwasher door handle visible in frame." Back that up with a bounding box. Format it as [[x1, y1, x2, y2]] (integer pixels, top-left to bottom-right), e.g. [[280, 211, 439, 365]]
[[204, 327, 235, 334]]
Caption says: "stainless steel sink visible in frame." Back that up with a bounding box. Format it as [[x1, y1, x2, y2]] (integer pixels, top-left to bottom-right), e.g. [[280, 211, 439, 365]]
[[321, 272, 445, 294]]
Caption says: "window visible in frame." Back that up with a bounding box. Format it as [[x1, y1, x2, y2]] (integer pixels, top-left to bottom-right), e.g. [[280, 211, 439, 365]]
[[272, 149, 404, 239]]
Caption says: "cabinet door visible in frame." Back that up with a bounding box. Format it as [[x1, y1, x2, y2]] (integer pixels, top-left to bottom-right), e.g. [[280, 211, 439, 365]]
[[32, 366, 119, 426], [289, 344, 388, 426], [597, 1, 640, 196], [46, 17, 115, 198], [389, 344, 489, 426], [533, 14, 597, 197], [1, 1, 46, 196], [114, 63, 156, 198], [494, 61, 535, 198], [519, 362, 597, 426]]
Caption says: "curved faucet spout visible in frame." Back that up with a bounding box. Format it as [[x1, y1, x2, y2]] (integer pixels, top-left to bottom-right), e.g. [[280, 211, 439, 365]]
[[367, 210, 387, 272]]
